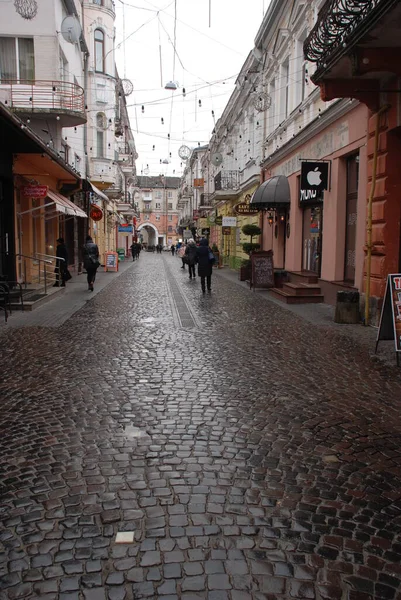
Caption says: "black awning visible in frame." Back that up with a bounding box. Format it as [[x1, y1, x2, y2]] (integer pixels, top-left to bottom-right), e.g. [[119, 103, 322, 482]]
[[250, 176, 291, 210]]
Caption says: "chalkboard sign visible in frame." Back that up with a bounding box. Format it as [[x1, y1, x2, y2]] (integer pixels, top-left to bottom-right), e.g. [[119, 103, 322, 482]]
[[250, 250, 274, 289], [376, 274, 401, 364], [104, 252, 118, 272]]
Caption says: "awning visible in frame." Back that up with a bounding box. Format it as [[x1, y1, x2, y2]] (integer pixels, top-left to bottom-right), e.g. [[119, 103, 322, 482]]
[[250, 176, 291, 210], [87, 180, 109, 203], [47, 190, 87, 218]]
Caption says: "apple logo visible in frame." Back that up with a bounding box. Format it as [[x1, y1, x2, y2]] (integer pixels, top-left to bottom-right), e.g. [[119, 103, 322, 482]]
[[307, 167, 322, 186]]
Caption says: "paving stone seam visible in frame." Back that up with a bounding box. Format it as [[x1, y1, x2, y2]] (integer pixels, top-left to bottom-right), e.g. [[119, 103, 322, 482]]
[[162, 256, 199, 330]]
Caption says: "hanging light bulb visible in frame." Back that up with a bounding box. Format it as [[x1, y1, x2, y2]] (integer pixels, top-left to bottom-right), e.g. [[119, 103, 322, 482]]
[[152, 145, 155, 150], [167, 133, 170, 139], [161, 118, 164, 125], [268, 213, 274, 225], [198, 99, 202, 107], [211, 110, 215, 117], [142, 105, 145, 113]]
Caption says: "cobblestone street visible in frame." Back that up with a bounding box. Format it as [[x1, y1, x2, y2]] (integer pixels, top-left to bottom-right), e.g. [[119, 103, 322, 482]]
[[1, 253, 401, 600]]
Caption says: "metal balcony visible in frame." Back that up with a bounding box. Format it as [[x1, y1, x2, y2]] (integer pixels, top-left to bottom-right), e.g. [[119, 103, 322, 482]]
[[214, 170, 239, 191], [87, 0, 115, 15], [1, 80, 86, 126]]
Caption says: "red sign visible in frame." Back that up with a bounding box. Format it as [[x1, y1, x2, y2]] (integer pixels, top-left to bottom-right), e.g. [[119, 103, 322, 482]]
[[193, 210, 199, 220], [22, 185, 48, 199], [194, 178, 204, 188], [90, 204, 103, 221]]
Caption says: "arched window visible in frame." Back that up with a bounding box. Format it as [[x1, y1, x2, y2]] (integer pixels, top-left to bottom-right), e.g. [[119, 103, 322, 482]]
[[94, 29, 104, 72], [96, 112, 106, 158]]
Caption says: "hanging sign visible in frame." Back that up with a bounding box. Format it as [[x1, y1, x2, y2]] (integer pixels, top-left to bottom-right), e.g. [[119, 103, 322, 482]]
[[300, 161, 329, 192], [375, 274, 401, 357], [222, 216, 237, 227], [215, 215, 223, 225], [193, 178, 204, 188], [90, 204, 103, 221], [201, 227, 210, 236], [250, 250, 274, 290], [22, 185, 48, 198], [193, 210, 199, 220], [118, 224, 133, 233], [234, 203, 259, 215], [222, 226, 231, 235]]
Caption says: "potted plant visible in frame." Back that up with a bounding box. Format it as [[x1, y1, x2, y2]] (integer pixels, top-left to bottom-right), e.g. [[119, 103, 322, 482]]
[[239, 224, 261, 280]]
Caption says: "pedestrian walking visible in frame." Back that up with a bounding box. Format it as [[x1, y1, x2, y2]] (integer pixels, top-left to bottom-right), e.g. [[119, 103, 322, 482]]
[[196, 238, 214, 293], [178, 244, 186, 268], [130, 241, 136, 261], [185, 238, 198, 279], [83, 235, 100, 292], [54, 237, 68, 287], [170, 244, 175, 256]]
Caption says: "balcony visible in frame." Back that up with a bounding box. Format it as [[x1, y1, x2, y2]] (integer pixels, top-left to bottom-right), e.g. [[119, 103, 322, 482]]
[[87, 0, 115, 16], [1, 80, 86, 126], [142, 206, 152, 213], [199, 193, 213, 209]]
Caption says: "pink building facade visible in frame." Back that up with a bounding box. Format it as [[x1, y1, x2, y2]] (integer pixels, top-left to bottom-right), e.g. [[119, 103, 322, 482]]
[[261, 101, 368, 304]]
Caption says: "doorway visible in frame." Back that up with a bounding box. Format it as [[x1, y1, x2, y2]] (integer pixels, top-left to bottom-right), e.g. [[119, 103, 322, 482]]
[[344, 154, 359, 282], [302, 205, 323, 275]]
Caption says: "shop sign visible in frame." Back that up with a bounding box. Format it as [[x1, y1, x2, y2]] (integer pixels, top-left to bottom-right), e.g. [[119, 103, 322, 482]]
[[193, 178, 204, 188], [215, 215, 223, 225], [183, 230, 192, 239], [22, 185, 48, 198], [105, 251, 118, 272], [222, 226, 231, 235], [207, 215, 215, 225], [234, 203, 259, 215], [222, 216, 237, 227], [299, 189, 324, 204], [376, 274, 401, 355], [118, 223, 133, 233], [300, 161, 329, 192], [90, 204, 103, 221], [201, 227, 210, 236]]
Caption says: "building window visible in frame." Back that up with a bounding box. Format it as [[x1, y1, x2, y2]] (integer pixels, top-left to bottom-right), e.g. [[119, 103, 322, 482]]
[[96, 112, 106, 158], [156, 215, 160, 221], [144, 215, 150, 220], [61, 143, 70, 164], [94, 29, 105, 72], [168, 214, 172, 221], [167, 191, 173, 198], [74, 154, 81, 170], [155, 202, 161, 209], [269, 79, 276, 132], [0, 37, 34, 81], [168, 226, 173, 232], [93, 0, 103, 4], [281, 59, 290, 119], [155, 191, 162, 199], [168, 202, 173, 210], [144, 203, 150, 210]]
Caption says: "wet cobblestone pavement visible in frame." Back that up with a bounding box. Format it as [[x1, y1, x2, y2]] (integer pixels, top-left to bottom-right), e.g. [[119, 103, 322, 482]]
[[1, 253, 401, 600]]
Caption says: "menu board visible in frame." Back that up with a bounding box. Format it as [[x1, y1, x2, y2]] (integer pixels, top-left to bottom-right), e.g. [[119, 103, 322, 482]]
[[105, 252, 118, 272], [250, 251, 274, 289], [376, 274, 401, 355]]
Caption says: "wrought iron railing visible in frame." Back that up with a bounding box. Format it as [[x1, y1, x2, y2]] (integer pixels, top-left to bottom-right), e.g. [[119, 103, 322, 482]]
[[90, 0, 115, 13], [214, 170, 239, 191], [199, 193, 213, 207], [0, 80, 85, 114], [304, 0, 385, 68]]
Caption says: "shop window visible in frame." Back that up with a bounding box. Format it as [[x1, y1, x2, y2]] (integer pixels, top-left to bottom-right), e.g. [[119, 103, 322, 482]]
[[0, 37, 34, 81], [94, 29, 105, 72]]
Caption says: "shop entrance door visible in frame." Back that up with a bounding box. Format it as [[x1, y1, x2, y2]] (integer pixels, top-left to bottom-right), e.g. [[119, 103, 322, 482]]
[[302, 205, 323, 275], [344, 155, 359, 282]]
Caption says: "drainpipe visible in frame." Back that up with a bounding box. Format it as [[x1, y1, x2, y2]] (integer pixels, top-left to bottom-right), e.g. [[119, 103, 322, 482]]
[[365, 104, 390, 326]]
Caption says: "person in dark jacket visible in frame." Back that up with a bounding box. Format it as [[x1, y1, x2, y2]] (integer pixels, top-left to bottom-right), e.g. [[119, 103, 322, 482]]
[[83, 235, 100, 292], [196, 238, 214, 293], [130, 241, 137, 261], [54, 237, 68, 287], [185, 239, 198, 279]]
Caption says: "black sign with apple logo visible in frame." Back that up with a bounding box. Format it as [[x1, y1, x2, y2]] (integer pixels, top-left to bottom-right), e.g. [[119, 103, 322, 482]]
[[301, 161, 329, 192]]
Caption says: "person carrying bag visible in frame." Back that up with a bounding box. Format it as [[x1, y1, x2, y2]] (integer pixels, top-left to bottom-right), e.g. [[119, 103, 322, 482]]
[[82, 235, 100, 292]]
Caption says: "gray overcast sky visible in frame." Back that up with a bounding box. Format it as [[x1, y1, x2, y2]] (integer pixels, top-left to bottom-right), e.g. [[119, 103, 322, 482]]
[[114, 0, 270, 178]]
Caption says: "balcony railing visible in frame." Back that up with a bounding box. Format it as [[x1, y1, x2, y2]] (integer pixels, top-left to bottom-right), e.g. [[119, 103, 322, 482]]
[[304, 0, 384, 71], [1, 80, 86, 123], [89, 0, 115, 13], [142, 206, 152, 213], [214, 170, 239, 191], [199, 193, 213, 208]]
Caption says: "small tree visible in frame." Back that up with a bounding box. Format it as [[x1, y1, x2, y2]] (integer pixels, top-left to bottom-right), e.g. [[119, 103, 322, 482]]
[[242, 223, 262, 256]]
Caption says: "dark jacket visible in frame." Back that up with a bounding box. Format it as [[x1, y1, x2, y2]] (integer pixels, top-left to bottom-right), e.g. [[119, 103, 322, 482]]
[[56, 243, 68, 272], [196, 240, 213, 277], [83, 241, 100, 270], [185, 243, 198, 265]]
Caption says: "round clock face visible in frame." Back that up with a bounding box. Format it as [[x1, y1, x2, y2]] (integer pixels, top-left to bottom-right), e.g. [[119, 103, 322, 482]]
[[121, 79, 134, 96], [178, 145, 191, 160]]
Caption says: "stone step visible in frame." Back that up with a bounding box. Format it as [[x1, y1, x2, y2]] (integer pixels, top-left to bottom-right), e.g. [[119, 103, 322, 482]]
[[287, 271, 319, 285], [10, 286, 65, 311], [269, 287, 324, 304], [283, 282, 322, 296]]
